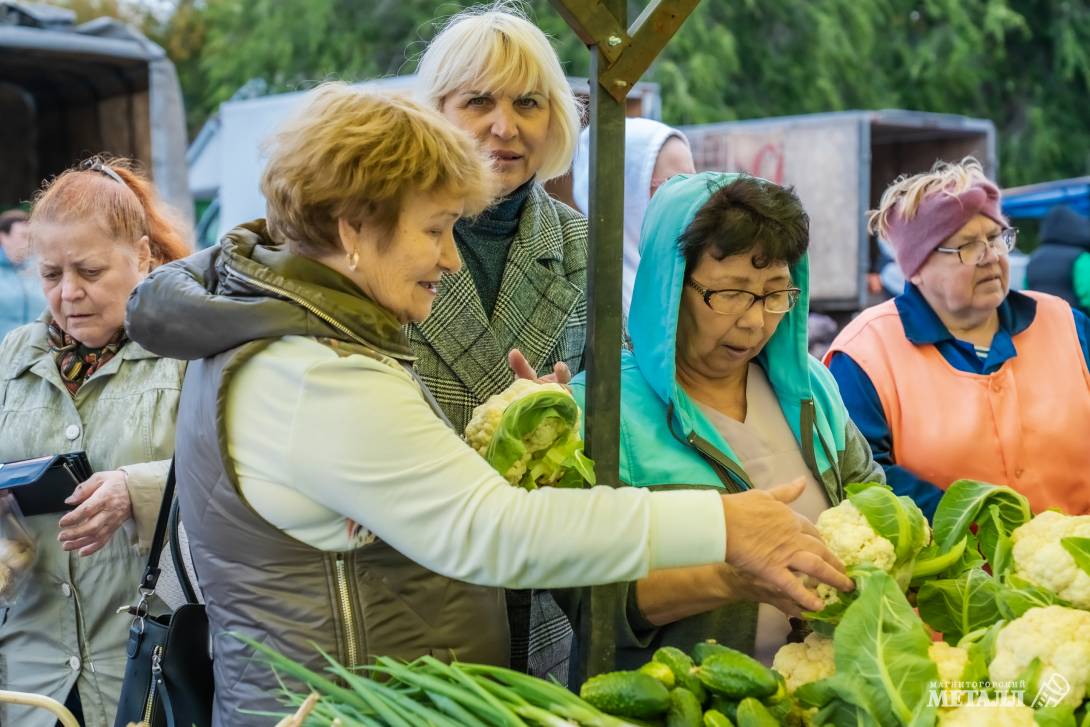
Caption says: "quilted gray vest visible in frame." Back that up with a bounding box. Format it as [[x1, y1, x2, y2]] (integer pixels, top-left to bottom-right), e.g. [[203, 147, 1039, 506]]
[[176, 338, 509, 726]]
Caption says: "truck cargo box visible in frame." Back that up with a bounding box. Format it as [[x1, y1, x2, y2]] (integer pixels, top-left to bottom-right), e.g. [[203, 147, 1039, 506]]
[[0, 2, 191, 219], [682, 110, 996, 311]]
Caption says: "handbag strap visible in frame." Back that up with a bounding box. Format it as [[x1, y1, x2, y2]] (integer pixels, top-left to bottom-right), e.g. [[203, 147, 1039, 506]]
[[138, 458, 177, 593], [156, 669, 178, 727], [168, 497, 200, 605]]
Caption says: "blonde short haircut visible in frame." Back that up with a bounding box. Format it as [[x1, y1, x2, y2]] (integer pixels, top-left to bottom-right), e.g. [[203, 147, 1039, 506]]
[[261, 82, 497, 256], [870, 157, 991, 239], [415, 3, 582, 183]]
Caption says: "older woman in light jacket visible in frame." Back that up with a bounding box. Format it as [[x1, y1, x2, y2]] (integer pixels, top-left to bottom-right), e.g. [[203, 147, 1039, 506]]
[[0, 159, 189, 727]]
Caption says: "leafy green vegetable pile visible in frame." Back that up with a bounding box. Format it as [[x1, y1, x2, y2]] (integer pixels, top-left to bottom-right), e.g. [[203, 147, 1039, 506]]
[[242, 635, 652, 727], [239, 480, 1090, 727], [779, 480, 1090, 727], [242, 633, 802, 727]]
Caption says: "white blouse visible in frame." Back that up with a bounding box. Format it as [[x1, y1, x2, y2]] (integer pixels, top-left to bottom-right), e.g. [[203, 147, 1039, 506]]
[[225, 335, 728, 589]]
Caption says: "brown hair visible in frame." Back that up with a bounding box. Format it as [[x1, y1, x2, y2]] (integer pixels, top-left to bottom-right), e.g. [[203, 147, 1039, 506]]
[[680, 174, 810, 273], [29, 157, 191, 267], [260, 82, 497, 256], [0, 209, 28, 236]]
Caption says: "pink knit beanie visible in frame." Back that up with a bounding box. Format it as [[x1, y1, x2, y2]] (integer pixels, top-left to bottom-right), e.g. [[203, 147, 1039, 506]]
[[886, 178, 1007, 278]]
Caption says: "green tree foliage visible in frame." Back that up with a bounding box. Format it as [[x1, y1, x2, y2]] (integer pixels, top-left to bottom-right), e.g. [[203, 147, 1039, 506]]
[[40, 0, 1090, 185], [648, 0, 1090, 184]]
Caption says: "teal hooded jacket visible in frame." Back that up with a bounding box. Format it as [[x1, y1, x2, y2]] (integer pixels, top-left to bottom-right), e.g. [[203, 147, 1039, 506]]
[[567, 172, 882, 663]]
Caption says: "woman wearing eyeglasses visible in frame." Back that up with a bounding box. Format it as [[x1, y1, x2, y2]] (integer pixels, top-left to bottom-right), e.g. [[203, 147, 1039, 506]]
[[565, 172, 881, 666], [826, 158, 1090, 519]]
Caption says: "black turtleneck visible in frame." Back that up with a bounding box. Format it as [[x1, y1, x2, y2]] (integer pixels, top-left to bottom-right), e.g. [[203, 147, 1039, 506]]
[[454, 178, 534, 318]]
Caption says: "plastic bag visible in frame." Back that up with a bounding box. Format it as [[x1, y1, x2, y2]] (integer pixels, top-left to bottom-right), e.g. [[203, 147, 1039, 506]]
[[0, 492, 37, 607]]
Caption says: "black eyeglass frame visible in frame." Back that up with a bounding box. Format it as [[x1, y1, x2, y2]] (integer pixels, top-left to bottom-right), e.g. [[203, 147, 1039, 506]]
[[935, 227, 1018, 265], [685, 278, 802, 315]]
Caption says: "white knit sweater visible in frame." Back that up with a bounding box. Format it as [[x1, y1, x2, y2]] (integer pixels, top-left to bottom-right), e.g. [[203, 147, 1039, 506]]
[[225, 335, 727, 589]]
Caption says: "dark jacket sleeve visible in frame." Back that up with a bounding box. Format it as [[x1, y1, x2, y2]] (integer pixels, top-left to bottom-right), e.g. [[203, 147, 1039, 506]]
[[126, 245, 294, 360], [838, 416, 886, 488], [126, 245, 227, 359], [827, 351, 944, 520]]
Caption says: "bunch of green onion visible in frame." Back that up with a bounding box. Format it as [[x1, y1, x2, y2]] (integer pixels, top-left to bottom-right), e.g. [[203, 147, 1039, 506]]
[[237, 635, 638, 727]]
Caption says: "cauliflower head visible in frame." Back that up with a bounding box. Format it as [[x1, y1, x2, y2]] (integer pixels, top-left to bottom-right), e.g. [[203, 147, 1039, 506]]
[[1010, 510, 1090, 609], [989, 605, 1090, 708], [814, 501, 897, 607], [937, 703, 1036, 727], [465, 379, 568, 457], [929, 641, 969, 685], [772, 632, 835, 693]]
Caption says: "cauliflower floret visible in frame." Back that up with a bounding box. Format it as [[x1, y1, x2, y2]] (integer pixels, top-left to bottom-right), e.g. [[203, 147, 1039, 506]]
[[772, 632, 835, 693], [989, 605, 1090, 707], [523, 415, 566, 452], [503, 454, 530, 484], [464, 379, 568, 456], [1010, 510, 1090, 609], [929, 641, 969, 685], [817, 501, 898, 572], [818, 501, 897, 576], [937, 703, 1036, 727]]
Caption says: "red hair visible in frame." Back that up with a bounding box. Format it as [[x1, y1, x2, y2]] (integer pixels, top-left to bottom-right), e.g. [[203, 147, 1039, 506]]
[[29, 157, 190, 267]]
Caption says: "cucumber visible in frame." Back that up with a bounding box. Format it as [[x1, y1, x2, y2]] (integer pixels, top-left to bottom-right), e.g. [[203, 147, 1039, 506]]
[[580, 670, 672, 719], [707, 696, 738, 723], [702, 709, 735, 727], [691, 639, 735, 665], [653, 646, 707, 703], [692, 651, 779, 700], [735, 697, 778, 727], [640, 660, 677, 690], [666, 687, 703, 727]]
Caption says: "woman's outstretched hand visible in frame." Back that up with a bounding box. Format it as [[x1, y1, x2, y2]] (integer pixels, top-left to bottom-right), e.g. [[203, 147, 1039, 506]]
[[720, 479, 852, 614]]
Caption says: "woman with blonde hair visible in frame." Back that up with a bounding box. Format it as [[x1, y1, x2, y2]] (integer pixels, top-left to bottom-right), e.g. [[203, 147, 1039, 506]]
[[0, 158, 189, 727], [126, 84, 851, 725], [826, 158, 1090, 519], [413, 3, 588, 677]]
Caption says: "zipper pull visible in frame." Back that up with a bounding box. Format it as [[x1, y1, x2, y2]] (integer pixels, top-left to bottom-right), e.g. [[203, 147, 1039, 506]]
[[152, 645, 163, 674]]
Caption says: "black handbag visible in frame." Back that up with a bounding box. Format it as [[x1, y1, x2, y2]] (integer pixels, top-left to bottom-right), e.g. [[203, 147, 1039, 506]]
[[113, 459, 213, 727]]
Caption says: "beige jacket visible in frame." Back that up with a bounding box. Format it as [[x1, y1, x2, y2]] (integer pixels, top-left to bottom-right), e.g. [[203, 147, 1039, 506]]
[[0, 316, 183, 727]]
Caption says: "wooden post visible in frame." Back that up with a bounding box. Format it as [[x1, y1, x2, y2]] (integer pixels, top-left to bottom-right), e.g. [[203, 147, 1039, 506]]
[[547, 0, 701, 684]]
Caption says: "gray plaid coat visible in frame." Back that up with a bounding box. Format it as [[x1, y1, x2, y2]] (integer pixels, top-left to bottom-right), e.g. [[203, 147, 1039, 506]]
[[407, 183, 588, 435], [406, 183, 587, 680]]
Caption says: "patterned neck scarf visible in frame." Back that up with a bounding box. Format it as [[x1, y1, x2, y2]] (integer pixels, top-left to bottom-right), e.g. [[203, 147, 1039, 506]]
[[47, 320, 128, 395]]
